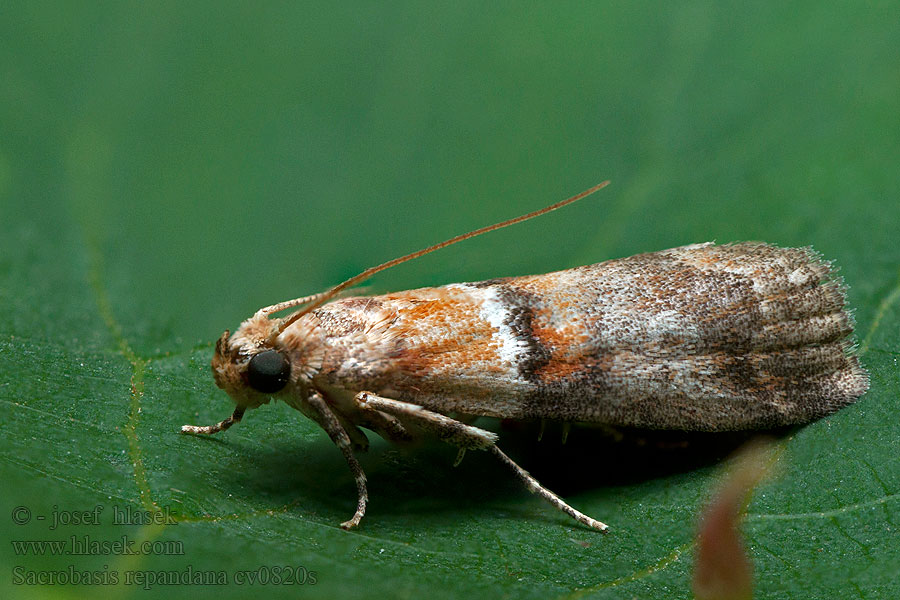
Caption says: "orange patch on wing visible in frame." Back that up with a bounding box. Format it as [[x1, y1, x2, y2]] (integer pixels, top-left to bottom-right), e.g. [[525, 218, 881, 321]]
[[386, 289, 506, 377], [530, 306, 592, 384]]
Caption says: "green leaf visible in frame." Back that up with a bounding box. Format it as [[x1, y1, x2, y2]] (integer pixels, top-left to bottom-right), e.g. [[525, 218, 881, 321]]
[[2, 3, 897, 598]]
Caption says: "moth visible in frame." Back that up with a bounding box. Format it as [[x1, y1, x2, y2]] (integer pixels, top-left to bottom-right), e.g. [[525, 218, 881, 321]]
[[183, 182, 869, 531]]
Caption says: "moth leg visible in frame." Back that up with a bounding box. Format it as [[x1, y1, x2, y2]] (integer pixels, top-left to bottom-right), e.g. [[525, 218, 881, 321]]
[[361, 409, 414, 444], [354, 392, 498, 450], [334, 413, 370, 453], [306, 393, 368, 530], [354, 392, 608, 532], [489, 445, 607, 532], [561, 422, 571, 444], [181, 406, 245, 435]]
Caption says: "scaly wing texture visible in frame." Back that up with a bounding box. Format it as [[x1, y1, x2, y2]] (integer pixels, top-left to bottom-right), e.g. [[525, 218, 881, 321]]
[[506, 242, 869, 429], [320, 243, 868, 430]]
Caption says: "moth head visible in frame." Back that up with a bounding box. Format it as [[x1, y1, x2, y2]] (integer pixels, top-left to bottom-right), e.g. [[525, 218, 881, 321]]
[[211, 313, 292, 411]]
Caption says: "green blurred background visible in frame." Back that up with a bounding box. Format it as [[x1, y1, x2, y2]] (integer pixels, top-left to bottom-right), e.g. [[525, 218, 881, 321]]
[[1, 2, 898, 599]]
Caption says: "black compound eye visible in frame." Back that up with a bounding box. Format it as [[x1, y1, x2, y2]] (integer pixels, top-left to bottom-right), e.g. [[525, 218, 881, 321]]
[[246, 350, 291, 393]]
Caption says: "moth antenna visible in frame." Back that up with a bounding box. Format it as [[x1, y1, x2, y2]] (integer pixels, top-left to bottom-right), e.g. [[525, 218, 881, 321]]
[[256, 291, 333, 318], [274, 181, 610, 334]]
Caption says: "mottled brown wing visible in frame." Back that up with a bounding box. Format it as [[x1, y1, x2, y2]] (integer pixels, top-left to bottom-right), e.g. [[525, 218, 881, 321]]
[[370, 242, 868, 430]]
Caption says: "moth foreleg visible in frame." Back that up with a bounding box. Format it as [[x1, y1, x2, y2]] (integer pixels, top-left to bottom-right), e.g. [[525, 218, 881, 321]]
[[306, 393, 368, 530], [181, 406, 245, 435], [353, 392, 608, 532]]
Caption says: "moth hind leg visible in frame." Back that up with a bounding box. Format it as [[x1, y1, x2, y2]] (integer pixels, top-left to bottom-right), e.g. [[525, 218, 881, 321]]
[[489, 445, 608, 532], [355, 392, 498, 449], [353, 392, 608, 532]]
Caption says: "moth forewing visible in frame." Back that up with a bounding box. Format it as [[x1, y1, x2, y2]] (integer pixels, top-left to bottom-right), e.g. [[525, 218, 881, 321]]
[[183, 184, 868, 532]]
